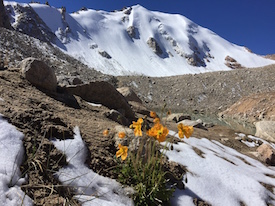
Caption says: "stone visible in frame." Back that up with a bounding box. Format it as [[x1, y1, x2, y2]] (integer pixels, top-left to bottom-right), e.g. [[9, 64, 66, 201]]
[[72, 77, 83, 85], [117, 87, 142, 103], [164, 113, 191, 123], [224, 55, 243, 69], [178, 119, 206, 130], [256, 143, 275, 166], [65, 81, 135, 119], [114, 125, 139, 152], [98, 50, 111, 59], [105, 109, 130, 126], [20, 58, 57, 92], [147, 37, 163, 55], [127, 26, 136, 38], [128, 101, 150, 116], [255, 121, 275, 142]]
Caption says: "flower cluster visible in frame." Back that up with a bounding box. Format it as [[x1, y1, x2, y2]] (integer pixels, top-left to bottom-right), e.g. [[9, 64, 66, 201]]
[[105, 111, 194, 161], [177, 123, 194, 139]]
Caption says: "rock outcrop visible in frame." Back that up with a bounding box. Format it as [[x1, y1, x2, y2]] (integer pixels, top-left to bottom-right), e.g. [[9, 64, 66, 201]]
[[20, 57, 57, 92], [6, 3, 55, 42], [117, 87, 142, 104], [225, 55, 243, 69], [65, 81, 135, 119], [0, 0, 11, 29], [256, 143, 275, 166], [147, 37, 163, 56], [127, 26, 137, 39], [98, 50, 112, 59], [255, 121, 275, 142], [219, 92, 275, 124]]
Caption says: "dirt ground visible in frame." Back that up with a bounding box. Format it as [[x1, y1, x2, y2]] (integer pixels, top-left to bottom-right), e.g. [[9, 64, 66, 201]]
[[0, 68, 118, 205]]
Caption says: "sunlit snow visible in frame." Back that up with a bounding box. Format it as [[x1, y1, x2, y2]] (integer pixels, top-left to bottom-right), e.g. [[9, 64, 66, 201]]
[[4, 1, 275, 76], [0, 115, 32, 206]]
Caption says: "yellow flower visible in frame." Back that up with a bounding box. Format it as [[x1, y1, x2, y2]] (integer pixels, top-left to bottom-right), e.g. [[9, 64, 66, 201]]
[[118, 132, 126, 138], [153, 117, 160, 124], [116, 144, 128, 161], [130, 118, 143, 136], [150, 111, 157, 118], [177, 123, 193, 139], [103, 129, 109, 136], [147, 123, 169, 142]]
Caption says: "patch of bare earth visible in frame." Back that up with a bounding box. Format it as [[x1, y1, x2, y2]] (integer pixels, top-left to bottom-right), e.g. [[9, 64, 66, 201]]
[[0, 68, 119, 205]]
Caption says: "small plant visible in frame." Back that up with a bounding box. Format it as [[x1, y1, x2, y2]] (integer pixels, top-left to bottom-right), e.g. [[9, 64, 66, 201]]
[[109, 111, 194, 205]]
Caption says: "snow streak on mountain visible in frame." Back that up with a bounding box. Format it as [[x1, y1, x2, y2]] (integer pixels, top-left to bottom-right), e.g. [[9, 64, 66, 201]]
[[4, 2, 275, 76]]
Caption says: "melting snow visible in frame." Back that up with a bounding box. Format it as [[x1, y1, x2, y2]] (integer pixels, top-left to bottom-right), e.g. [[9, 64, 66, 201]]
[[166, 131, 275, 206], [0, 115, 32, 206], [52, 127, 134, 206]]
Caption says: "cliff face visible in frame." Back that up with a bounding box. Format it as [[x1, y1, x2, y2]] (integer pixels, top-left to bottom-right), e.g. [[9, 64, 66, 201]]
[[0, 0, 11, 29]]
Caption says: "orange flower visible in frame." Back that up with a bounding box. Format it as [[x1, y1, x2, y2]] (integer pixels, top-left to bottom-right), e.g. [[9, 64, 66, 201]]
[[118, 132, 126, 138], [116, 144, 128, 161], [130, 118, 143, 136], [147, 123, 169, 142], [153, 118, 160, 124], [150, 111, 157, 118], [103, 129, 109, 136], [177, 123, 193, 139]]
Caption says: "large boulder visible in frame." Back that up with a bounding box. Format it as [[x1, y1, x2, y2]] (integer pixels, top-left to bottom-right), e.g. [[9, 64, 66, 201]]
[[117, 87, 142, 104], [20, 58, 57, 92], [65, 82, 135, 119], [128, 101, 150, 116], [255, 121, 275, 142], [256, 144, 275, 166]]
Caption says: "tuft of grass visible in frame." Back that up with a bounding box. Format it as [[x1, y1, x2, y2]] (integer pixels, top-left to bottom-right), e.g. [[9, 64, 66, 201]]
[[116, 137, 175, 205]]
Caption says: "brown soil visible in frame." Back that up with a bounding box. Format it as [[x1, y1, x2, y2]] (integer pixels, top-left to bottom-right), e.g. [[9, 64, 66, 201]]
[[219, 91, 275, 124], [0, 68, 118, 205]]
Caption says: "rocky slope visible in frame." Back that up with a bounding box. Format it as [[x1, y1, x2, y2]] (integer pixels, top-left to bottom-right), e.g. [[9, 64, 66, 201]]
[[219, 92, 275, 123], [117, 64, 275, 115]]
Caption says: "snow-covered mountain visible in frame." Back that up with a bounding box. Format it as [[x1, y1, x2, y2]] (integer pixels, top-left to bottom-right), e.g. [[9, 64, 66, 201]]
[[4, 1, 275, 76]]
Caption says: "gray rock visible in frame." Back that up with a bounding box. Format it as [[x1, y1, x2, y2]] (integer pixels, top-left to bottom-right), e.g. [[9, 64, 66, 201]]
[[147, 37, 163, 55], [98, 50, 112, 59], [21, 58, 57, 91], [65, 81, 135, 119], [128, 101, 150, 116], [105, 109, 130, 126], [164, 113, 191, 123], [256, 143, 275, 166], [225, 55, 243, 69], [255, 121, 275, 142], [178, 119, 206, 130], [127, 26, 139, 39], [117, 87, 142, 103]]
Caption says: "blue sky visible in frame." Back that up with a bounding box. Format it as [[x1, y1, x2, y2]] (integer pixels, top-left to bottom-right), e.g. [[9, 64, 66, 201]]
[[7, 0, 275, 55]]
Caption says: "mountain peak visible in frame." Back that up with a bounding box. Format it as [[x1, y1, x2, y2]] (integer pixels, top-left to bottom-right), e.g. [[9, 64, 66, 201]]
[[4, 1, 275, 76]]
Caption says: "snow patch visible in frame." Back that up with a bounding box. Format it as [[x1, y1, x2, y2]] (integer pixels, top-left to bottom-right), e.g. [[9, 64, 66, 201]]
[[52, 127, 133, 206], [0, 115, 33, 205]]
